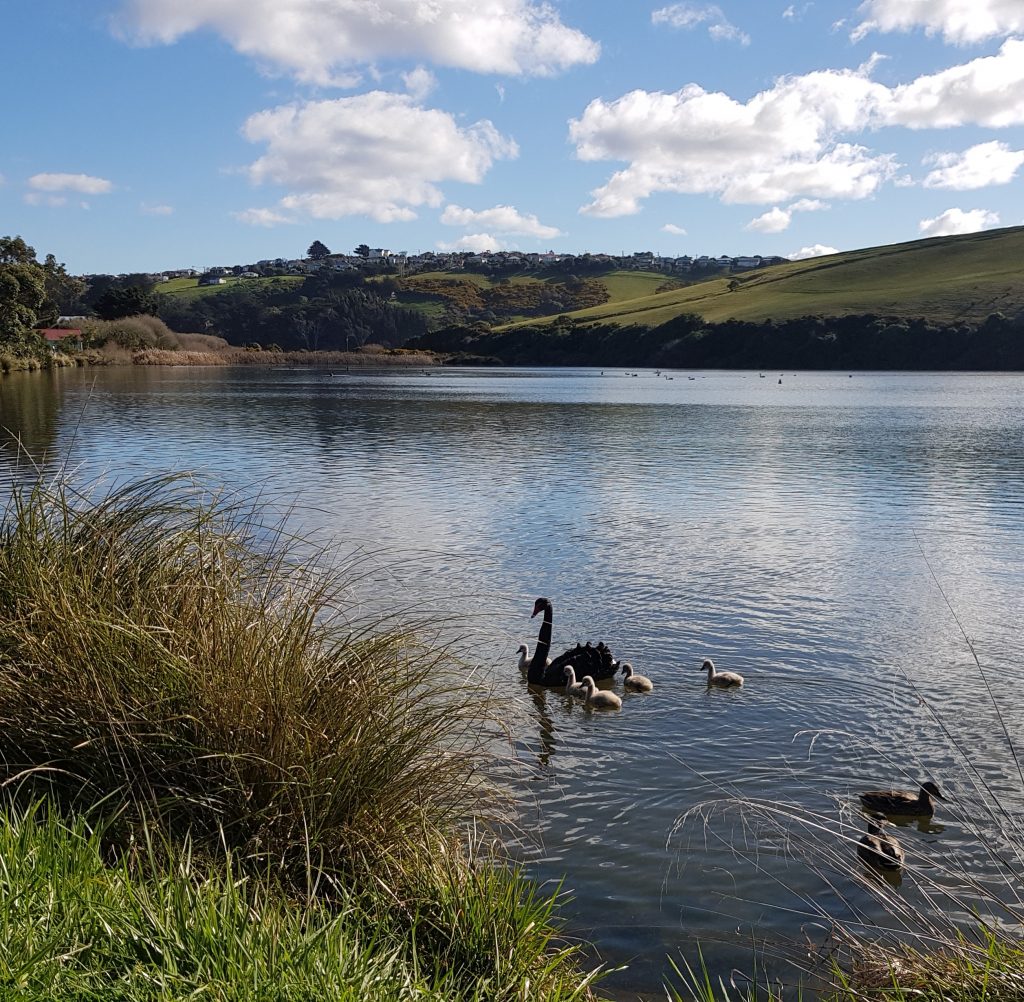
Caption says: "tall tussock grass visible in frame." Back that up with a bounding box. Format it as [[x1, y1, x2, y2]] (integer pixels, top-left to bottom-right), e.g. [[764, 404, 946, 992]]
[[0, 473, 496, 882], [0, 472, 603, 997]]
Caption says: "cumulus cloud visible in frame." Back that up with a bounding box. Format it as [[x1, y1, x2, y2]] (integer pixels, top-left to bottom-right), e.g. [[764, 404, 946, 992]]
[[440, 203, 561, 238], [853, 0, 1024, 44], [240, 92, 517, 224], [651, 4, 750, 45], [27, 172, 113, 194], [402, 66, 437, 101], [662, 223, 687, 234], [571, 39, 1024, 216], [140, 202, 174, 215], [746, 206, 792, 233], [789, 244, 839, 259], [117, 0, 599, 85], [789, 197, 830, 211], [922, 140, 1024, 190], [918, 207, 1000, 237], [437, 233, 505, 252]]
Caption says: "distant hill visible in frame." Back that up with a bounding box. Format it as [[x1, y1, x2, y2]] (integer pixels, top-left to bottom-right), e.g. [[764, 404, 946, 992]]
[[500, 226, 1024, 330]]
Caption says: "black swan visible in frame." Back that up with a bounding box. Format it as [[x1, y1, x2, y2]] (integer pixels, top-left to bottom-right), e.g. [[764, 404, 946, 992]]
[[526, 597, 618, 687], [859, 781, 943, 817]]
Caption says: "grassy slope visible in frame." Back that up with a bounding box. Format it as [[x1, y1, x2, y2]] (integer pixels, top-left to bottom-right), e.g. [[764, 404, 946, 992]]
[[503, 227, 1024, 330], [155, 275, 303, 300]]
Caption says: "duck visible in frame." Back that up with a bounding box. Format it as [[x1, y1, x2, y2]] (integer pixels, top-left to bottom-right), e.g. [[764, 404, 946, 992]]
[[580, 675, 622, 710], [620, 662, 654, 692], [859, 781, 943, 817], [563, 665, 587, 697], [700, 658, 743, 688], [516, 643, 550, 672], [857, 812, 905, 870]]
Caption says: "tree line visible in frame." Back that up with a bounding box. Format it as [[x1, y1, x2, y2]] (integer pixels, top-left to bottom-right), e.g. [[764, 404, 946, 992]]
[[409, 311, 1024, 371]]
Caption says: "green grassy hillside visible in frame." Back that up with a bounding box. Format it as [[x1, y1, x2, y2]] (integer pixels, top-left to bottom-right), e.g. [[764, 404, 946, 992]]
[[502, 226, 1024, 330], [155, 275, 302, 301]]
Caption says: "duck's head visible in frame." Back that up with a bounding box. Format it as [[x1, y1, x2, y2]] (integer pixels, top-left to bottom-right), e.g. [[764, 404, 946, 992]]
[[866, 811, 888, 832], [921, 781, 943, 800], [531, 597, 550, 618]]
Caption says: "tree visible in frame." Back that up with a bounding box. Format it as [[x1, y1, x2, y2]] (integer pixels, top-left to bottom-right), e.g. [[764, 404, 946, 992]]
[[41, 253, 87, 321], [93, 285, 159, 320], [307, 240, 331, 260], [0, 236, 47, 349], [354, 244, 371, 258]]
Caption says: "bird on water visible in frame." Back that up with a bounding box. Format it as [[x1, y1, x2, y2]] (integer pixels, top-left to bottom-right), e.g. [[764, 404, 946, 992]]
[[524, 597, 618, 687], [580, 676, 622, 710], [700, 658, 744, 688], [857, 812, 905, 870], [859, 781, 943, 817], [620, 662, 654, 692]]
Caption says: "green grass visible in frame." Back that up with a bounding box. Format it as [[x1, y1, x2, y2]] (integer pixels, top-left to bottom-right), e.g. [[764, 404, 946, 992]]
[[0, 472, 605, 999], [0, 801, 600, 1001], [154, 276, 303, 300], [500, 226, 1024, 330]]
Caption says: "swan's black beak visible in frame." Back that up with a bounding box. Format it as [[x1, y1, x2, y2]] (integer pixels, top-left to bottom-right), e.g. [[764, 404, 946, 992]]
[[531, 597, 548, 618]]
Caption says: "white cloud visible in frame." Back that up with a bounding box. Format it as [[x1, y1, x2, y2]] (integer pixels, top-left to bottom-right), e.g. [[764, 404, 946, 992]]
[[652, 4, 750, 45], [884, 39, 1024, 129], [918, 207, 1000, 237], [233, 207, 293, 226], [922, 140, 1024, 190], [661, 223, 687, 234], [141, 202, 174, 215], [440, 203, 561, 238], [853, 0, 1024, 44], [24, 193, 68, 207], [402, 66, 437, 101], [241, 92, 517, 224], [571, 39, 1024, 217], [746, 206, 792, 233], [27, 172, 113, 194], [436, 233, 505, 252], [789, 244, 839, 259], [117, 0, 599, 85], [789, 197, 830, 212]]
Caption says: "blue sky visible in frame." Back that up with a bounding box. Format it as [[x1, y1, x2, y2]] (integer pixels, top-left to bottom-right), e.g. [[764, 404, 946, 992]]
[[3, 0, 1023, 274]]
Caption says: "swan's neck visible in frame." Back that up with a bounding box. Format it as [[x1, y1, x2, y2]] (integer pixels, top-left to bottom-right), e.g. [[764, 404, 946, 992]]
[[527, 602, 552, 682], [705, 663, 716, 679], [565, 667, 576, 684]]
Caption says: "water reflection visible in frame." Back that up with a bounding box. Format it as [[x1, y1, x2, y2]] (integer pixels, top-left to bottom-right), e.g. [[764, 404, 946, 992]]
[[2, 365, 1024, 998]]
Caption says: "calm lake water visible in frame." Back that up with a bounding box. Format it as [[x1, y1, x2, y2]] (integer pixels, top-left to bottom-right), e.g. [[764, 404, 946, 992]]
[[3, 365, 1024, 998]]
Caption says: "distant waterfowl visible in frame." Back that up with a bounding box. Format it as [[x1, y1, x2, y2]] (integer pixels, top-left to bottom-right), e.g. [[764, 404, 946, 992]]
[[580, 675, 622, 710], [621, 663, 654, 692], [859, 781, 943, 817], [563, 665, 587, 697], [700, 658, 744, 688], [516, 643, 550, 672], [525, 598, 618, 687], [857, 812, 905, 870]]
